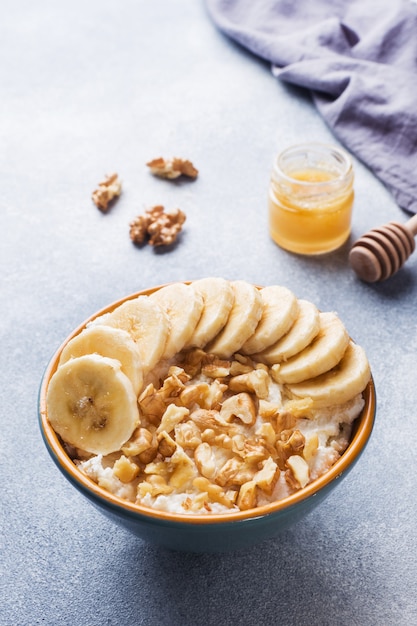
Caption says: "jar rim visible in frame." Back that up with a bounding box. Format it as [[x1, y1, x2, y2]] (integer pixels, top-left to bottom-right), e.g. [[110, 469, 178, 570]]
[[273, 142, 353, 186]]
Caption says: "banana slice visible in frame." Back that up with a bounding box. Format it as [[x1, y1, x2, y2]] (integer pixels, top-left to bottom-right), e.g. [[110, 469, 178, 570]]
[[59, 325, 143, 395], [186, 277, 235, 348], [46, 354, 140, 455], [271, 312, 349, 384], [206, 280, 263, 358], [90, 296, 169, 374], [240, 285, 299, 355], [286, 341, 371, 408], [255, 299, 320, 365], [150, 283, 204, 359]]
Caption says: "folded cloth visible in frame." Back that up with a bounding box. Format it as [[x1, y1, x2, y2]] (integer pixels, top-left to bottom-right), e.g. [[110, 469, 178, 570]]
[[206, 0, 417, 214]]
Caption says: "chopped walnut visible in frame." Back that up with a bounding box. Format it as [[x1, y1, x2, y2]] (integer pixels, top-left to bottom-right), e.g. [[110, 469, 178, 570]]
[[229, 358, 254, 376], [157, 405, 189, 435], [191, 409, 230, 434], [193, 477, 234, 508], [160, 368, 188, 401], [253, 457, 280, 495], [201, 354, 231, 375], [235, 439, 271, 464], [157, 430, 178, 458], [138, 383, 167, 424], [169, 444, 197, 489], [146, 157, 198, 180], [201, 362, 231, 379], [174, 421, 202, 450], [255, 422, 276, 448], [113, 455, 140, 483], [139, 371, 190, 425], [258, 400, 280, 420], [130, 205, 186, 247], [228, 369, 270, 399], [215, 456, 256, 488], [237, 480, 257, 510], [202, 379, 228, 411], [194, 442, 218, 480], [303, 433, 319, 461], [92, 173, 122, 212], [180, 382, 211, 409], [276, 429, 305, 470], [285, 455, 310, 489], [177, 349, 206, 377], [236, 458, 280, 510], [275, 411, 297, 435], [220, 393, 256, 426], [122, 427, 158, 465], [137, 474, 174, 498]]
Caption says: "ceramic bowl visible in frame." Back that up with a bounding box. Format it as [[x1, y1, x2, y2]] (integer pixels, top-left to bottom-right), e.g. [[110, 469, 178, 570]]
[[39, 284, 376, 553]]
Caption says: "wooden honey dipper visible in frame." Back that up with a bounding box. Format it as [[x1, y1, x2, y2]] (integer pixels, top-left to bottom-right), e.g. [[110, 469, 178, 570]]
[[349, 213, 417, 282]]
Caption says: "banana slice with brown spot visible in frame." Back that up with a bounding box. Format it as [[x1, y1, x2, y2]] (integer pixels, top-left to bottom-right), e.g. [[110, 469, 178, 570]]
[[46, 354, 140, 455]]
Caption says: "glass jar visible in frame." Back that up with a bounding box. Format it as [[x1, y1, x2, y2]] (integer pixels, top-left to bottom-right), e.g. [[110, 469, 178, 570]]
[[268, 143, 354, 255]]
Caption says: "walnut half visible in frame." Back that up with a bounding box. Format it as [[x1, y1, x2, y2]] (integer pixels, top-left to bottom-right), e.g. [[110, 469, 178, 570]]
[[129, 205, 186, 247], [146, 157, 198, 180], [92, 173, 122, 212]]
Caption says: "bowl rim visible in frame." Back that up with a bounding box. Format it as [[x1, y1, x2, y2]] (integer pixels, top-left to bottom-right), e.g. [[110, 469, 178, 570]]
[[38, 282, 376, 526]]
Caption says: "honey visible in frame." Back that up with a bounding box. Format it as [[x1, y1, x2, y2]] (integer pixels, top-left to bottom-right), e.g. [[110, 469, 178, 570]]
[[269, 144, 354, 255]]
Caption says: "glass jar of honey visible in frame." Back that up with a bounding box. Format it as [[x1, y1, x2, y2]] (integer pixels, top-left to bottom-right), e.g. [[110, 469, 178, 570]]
[[268, 143, 354, 255]]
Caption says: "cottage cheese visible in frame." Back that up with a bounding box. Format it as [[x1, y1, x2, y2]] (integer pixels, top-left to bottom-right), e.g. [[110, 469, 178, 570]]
[[74, 350, 365, 516]]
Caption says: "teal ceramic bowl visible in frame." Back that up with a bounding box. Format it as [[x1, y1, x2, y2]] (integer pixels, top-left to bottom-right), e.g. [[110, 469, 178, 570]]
[[38, 287, 376, 553]]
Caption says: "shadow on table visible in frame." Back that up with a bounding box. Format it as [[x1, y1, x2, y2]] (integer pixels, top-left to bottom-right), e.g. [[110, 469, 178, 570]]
[[113, 513, 389, 626], [284, 233, 417, 300]]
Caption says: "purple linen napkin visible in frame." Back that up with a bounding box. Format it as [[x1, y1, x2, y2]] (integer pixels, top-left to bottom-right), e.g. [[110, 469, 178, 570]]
[[206, 0, 417, 214]]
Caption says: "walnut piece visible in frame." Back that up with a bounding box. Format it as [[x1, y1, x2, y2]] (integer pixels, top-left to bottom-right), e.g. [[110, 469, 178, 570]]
[[130, 205, 186, 247], [122, 427, 158, 465], [193, 476, 234, 508], [113, 455, 140, 483], [147, 157, 198, 180], [228, 369, 270, 399], [92, 173, 122, 211], [219, 393, 256, 426], [157, 430, 178, 458], [286, 455, 310, 489], [194, 442, 217, 480], [156, 405, 189, 436]]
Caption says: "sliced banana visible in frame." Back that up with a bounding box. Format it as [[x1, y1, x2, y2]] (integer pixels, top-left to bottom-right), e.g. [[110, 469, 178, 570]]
[[206, 280, 263, 358], [150, 283, 204, 359], [241, 285, 299, 355], [255, 299, 320, 365], [59, 325, 143, 395], [286, 342, 371, 408], [46, 354, 140, 455], [90, 295, 169, 374], [271, 312, 350, 384], [186, 277, 235, 348]]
